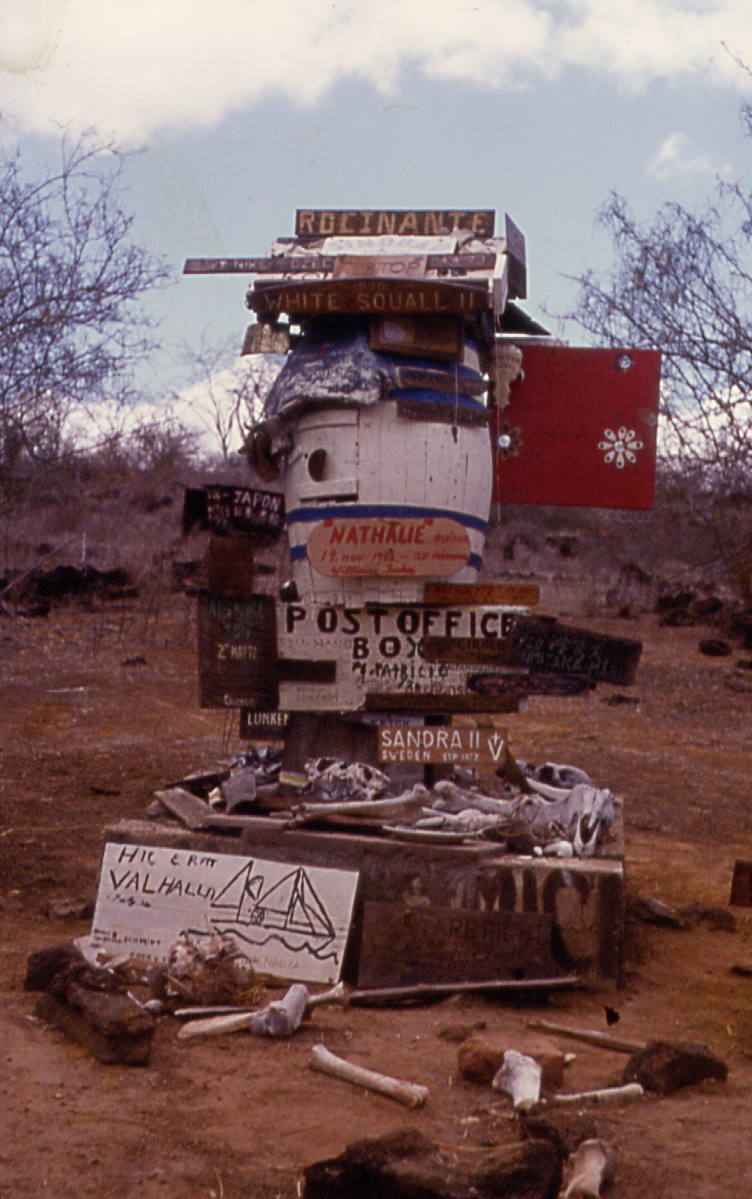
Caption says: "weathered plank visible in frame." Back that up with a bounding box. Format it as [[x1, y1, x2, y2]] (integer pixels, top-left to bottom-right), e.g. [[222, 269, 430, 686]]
[[182, 484, 284, 538], [369, 314, 464, 360], [503, 616, 642, 685], [364, 692, 524, 714], [197, 593, 279, 709], [378, 723, 508, 766], [356, 902, 555, 988], [294, 209, 496, 237], [239, 709, 290, 738], [424, 582, 540, 606], [248, 277, 488, 318], [184, 251, 497, 275]]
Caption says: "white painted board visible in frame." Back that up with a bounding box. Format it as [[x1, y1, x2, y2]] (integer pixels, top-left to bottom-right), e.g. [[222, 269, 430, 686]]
[[92, 842, 359, 984]]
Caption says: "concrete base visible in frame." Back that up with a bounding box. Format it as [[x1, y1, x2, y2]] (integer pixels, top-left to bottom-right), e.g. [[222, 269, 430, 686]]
[[102, 813, 625, 988]]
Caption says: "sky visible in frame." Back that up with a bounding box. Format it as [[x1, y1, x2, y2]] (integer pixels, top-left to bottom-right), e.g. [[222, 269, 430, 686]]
[[2, 0, 752, 448]]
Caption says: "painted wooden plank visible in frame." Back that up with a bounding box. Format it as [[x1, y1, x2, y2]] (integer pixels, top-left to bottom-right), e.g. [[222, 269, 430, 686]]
[[356, 902, 554, 988], [332, 254, 427, 279], [370, 314, 464, 360], [425, 582, 540, 606], [239, 709, 290, 738], [197, 593, 278, 709], [306, 516, 471, 578], [378, 723, 509, 766], [504, 616, 643, 685], [364, 692, 524, 714], [184, 252, 498, 275], [248, 277, 488, 319], [295, 209, 496, 237], [92, 842, 358, 984], [182, 485, 285, 538]]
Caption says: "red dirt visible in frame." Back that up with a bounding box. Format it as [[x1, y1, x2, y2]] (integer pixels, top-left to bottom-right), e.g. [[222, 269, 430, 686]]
[[2, 596, 751, 1198]]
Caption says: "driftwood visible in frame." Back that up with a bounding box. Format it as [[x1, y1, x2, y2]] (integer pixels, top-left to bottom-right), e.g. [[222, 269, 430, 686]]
[[36, 981, 155, 1065], [552, 1083, 644, 1106], [309, 1044, 428, 1108], [528, 1019, 646, 1054], [178, 981, 346, 1039], [561, 1138, 614, 1199]]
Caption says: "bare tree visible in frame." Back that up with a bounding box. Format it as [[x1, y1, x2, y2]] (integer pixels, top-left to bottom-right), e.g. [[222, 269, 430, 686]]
[[176, 334, 283, 462], [0, 134, 169, 490], [570, 167, 752, 493]]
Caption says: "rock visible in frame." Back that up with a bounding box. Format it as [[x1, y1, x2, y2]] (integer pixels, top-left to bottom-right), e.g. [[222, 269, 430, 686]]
[[518, 1111, 599, 1156], [301, 1127, 563, 1199], [678, 903, 736, 932], [24, 943, 85, 991], [698, 638, 733, 657], [623, 1040, 728, 1094], [627, 896, 688, 929], [43, 897, 95, 921], [457, 1036, 503, 1085]]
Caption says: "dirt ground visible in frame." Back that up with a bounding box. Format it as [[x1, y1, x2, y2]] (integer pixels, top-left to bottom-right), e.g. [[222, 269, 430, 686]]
[[2, 592, 752, 1199]]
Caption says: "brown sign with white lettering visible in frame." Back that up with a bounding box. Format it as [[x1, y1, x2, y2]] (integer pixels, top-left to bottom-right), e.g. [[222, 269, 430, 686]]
[[249, 277, 487, 318], [378, 723, 508, 766], [295, 209, 496, 238]]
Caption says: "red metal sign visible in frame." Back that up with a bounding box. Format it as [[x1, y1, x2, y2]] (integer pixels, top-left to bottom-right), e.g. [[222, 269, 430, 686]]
[[490, 345, 661, 510]]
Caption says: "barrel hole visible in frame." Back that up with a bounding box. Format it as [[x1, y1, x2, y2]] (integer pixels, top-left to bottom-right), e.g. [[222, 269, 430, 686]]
[[307, 448, 327, 481]]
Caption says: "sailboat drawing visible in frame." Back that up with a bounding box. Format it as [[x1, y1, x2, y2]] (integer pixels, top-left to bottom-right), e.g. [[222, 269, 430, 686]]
[[209, 862, 338, 963]]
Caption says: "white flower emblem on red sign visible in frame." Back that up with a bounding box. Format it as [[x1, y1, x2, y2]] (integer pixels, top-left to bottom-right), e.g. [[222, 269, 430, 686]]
[[598, 426, 643, 469]]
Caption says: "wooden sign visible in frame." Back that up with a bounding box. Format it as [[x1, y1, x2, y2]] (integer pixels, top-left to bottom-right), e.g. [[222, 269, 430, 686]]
[[357, 902, 554, 988], [306, 516, 471, 578], [239, 709, 290, 738], [182, 485, 284, 538], [425, 582, 540, 606], [332, 254, 427, 279], [295, 209, 496, 238], [198, 593, 278, 708], [370, 314, 463, 360], [378, 723, 508, 766], [491, 345, 661, 510], [185, 252, 497, 275], [276, 601, 527, 712], [248, 277, 487, 318], [92, 842, 358, 984], [504, 616, 642, 685]]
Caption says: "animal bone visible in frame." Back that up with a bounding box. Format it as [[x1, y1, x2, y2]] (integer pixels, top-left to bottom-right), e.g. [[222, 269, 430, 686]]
[[527, 1019, 646, 1054], [249, 983, 309, 1037], [431, 780, 519, 816], [552, 1082, 644, 1106], [492, 1049, 542, 1112], [309, 1044, 428, 1108], [292, 785, 430, 824], [561, 1138, 614, 1199], [178, 980, 347, 1039]]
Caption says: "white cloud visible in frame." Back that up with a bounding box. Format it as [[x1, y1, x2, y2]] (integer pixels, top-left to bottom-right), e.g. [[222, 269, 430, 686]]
[[648, 131, 723, 179], [1, 0, 751, 144]]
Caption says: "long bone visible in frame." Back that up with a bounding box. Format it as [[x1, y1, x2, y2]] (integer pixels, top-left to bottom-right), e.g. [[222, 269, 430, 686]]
[[309, 1044, 428, 1108]]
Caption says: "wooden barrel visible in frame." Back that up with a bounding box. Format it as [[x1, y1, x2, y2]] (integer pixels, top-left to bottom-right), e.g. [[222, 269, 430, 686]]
[[283, 399, 493, 604]]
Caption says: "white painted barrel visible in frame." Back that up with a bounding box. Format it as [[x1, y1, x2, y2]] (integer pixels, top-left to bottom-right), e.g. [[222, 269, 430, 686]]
[[283, 399, 493, 604]]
